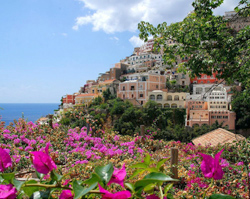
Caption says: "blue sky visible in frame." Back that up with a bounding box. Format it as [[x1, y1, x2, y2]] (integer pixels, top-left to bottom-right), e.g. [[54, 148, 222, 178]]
[[0, 0, 239, 103]]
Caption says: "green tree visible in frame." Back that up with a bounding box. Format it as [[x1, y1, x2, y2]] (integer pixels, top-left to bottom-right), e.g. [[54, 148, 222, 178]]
[[231, 90, 250, 129], [102, 88, 115, 102], [139, 0, 250, 92], [91, 96, 103, 106], [143, 100, 162, 125]]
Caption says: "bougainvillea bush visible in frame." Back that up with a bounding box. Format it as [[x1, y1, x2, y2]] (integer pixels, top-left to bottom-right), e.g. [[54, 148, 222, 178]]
[[0, 119, 249, 198]]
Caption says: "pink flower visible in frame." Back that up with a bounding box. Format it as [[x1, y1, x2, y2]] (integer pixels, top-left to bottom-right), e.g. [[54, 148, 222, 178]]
[[237, 161, 244, 166], [107, 164, 126, 188], [0, 148, 12, 172], [30, 143, 56, 174], [221, 159, 229, 167], [200, 149, 224, 180], [98, 184, 131, 199], [0, 184, 17, 199], [59, 190, 74, 199], [30, 151, 57, 174], [190, 163, 196, 169]]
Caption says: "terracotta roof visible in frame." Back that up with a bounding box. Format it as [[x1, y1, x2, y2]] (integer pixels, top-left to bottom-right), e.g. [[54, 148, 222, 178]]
[[99, 79, 117, 84], [192, 128, 245, 147], [37, 117, 48, 121], [76, 93, 97, 97]]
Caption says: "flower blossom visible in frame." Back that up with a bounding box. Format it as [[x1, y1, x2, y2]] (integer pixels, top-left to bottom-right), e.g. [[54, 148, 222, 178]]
[[0, 148, 12, 172], [30, 143, 57, 174], [200, 149, 224, 180], [0, 184, 17, 199], [98, 184, 131, 199], [59, 190, 74, 199], [107, 164, 126, 188]]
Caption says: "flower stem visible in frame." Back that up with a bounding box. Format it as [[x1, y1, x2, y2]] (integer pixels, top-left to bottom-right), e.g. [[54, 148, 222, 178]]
[[159, 185, 163, 199], [23, 183, 101, 194], [202, 178, 214, 199]]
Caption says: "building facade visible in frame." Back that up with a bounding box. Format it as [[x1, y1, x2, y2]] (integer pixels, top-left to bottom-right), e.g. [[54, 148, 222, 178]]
[[117, 72, 166, 106]]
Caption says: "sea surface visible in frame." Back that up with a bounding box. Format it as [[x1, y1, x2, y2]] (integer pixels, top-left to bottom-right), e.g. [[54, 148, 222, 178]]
[[0, 103, 59, 126]]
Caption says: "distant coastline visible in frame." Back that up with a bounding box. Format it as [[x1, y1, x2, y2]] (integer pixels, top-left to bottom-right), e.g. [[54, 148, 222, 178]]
[[0, 103, 59, 126]]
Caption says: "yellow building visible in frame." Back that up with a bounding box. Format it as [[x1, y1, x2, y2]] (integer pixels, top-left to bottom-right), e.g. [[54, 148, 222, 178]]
[[75, 93, 99, 107], [148, 90, 188, 108]]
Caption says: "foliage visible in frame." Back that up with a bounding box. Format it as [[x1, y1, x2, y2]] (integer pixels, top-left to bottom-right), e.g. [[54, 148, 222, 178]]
[[138, 0, 250, 93], [102, 88, 116, 102], [231, 90, 250, 130], [90, 96, 103, 106], [1, 119, 249, 198], [59, 109, 86, 128]]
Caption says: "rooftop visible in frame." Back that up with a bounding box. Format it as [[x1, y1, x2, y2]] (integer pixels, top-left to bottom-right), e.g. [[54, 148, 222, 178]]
[[192, 128, 245, 147]]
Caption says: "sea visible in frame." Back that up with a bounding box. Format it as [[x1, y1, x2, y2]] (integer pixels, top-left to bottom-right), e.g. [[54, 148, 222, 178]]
[[0, 103, 59, 126]]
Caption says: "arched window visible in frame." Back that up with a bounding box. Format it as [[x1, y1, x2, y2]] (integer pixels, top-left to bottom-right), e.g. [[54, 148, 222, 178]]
[[157, 95, 163, 101], [164, 103, 170, 108], [157, 104, 162, 108], [174, 95, 179, 101], [167, 95, 172, 101], [171, 103, 177, 108], [149, 95, 155, 100]]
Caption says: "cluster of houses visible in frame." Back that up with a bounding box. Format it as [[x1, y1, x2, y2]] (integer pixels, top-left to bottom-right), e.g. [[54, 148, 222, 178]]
[[57, 11, 250, 131]]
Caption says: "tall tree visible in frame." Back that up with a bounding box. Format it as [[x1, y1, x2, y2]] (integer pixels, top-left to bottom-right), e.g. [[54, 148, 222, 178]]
[[138, 0, 250, 92]]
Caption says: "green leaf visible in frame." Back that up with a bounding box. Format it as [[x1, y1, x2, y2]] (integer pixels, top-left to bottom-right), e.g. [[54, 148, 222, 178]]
[[128, 169, 144, 180], [125, 183, 135, 193], [95, 163, 114, 185], [157, 158, 169, 170], [23, 180, 41, 197], [83, 173, 102, 186], [130, 163, 148, 169], [32, 190, 50, 199], [0, 175, 4, 183], [144, 172, 177, 181], [145, 167, 158, 172], [164, 183, 173, 195], [50, 170, 63, 182], [166, 193, 174, 199], [17, 192, 24, 199], [144, 154, 151, 165], [144, 183, 155, 194], [35, 171, 44, 180], [209, 194, 235, 199], [1, 173, 15, 183], [13, 179, 25, 191], [73, 180, 97, 199], [135, 172, 178, 191]]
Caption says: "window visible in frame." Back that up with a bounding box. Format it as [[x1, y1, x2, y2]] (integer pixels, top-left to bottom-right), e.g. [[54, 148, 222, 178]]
[[156, 85, 159, 89], [217, 116, 222, 119], [150, 95, 155, 100], [164, 103, 170, 108], [196, 88, 202, 94], [212, 116, 216, 119], [140, 94, 143, 97], [174, 95, 179, 100], [132, 94, 134, 98], [171, 103, 177, 108], [167, 95, 172, 101], [157, 95, 163, 101], [131, 86, 135, 90], [123, 86, 125, 91], [223, 116, 228, 119]]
